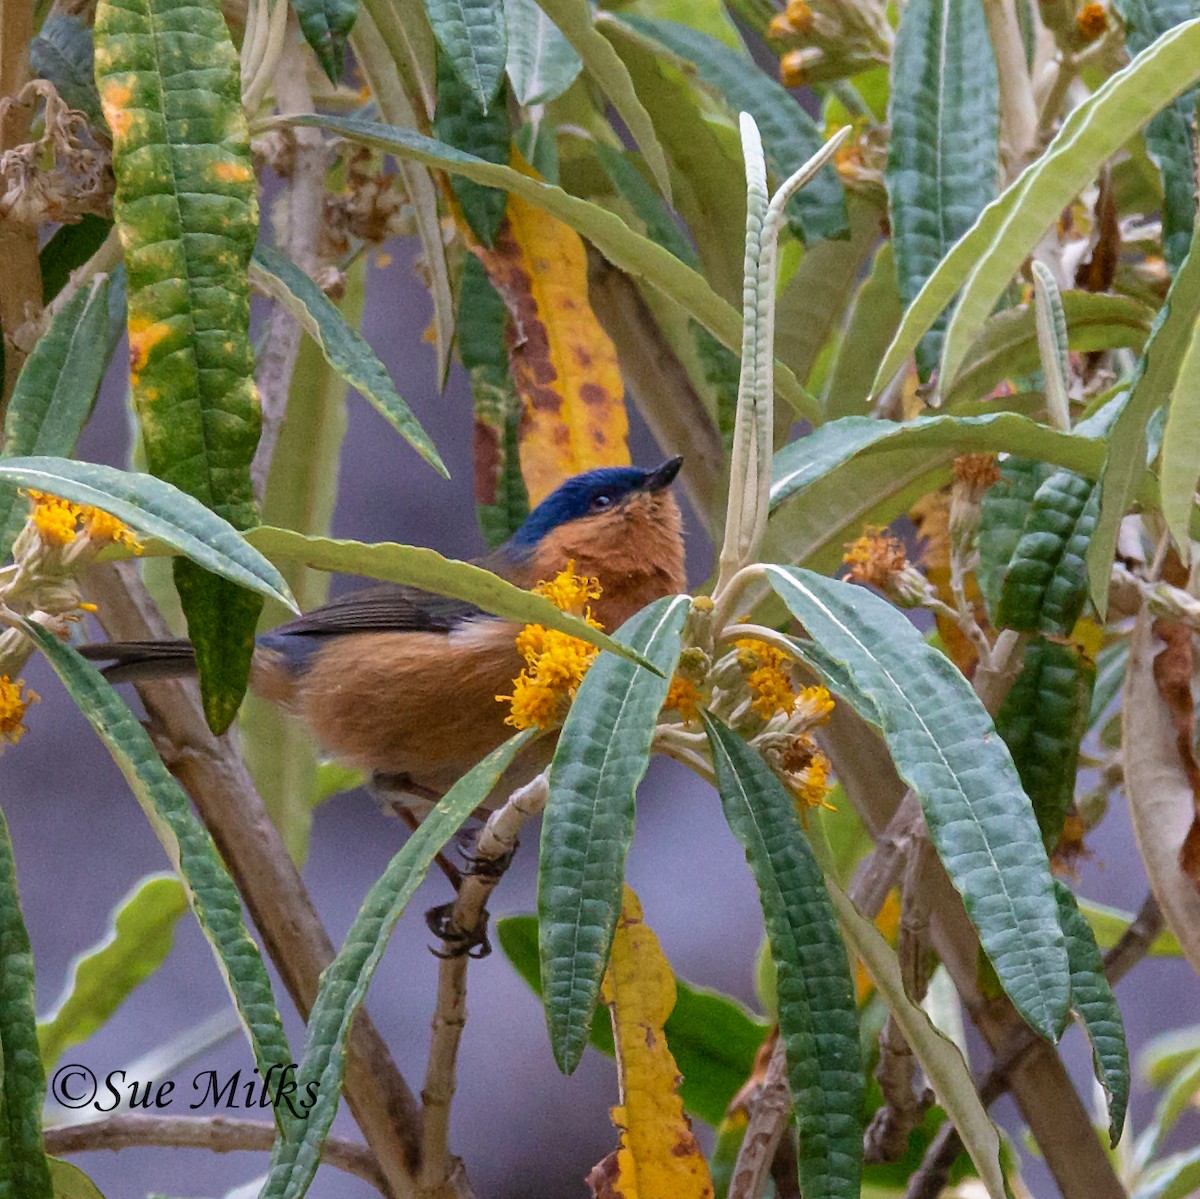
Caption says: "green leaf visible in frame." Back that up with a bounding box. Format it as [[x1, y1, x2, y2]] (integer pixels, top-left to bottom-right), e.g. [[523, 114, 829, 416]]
[[1157, 293, 1200, 558], [284, 112, 818, 418], [1054, 882, 1129, 1146], [47, 1160, 106, 1199], [531, 0, 673, 201], [703, 715, 863, 1199], [424, 0, 507, 110], [616, 14, 848, 243], [1089, 639, 1129, 728], [762, 566, 1071, 1039], [0, 273, 125, 554], [1090, 222, 1200, 604], [539, 595, 690, 1073], [24, 622, 296, 1135], [994, 469, 1098, 635], [30, 14, 101, 123], [995, 638, 1094, 848], [244, 525, 655, 669], [1116, 0, 1200, 272], [496, 913, 768, 1126], [39, 217, 114, 305], [250, 246, 445, 474], [943, 292, 1153, 409], [259, 730, 533, 1199], [885, 0, 999, 377], [503, 0, 581, 104], [0, 805, 53, 1199], [1133, 1146, 1200, 1199], [432, 49, 511, 246], [95, 0, 263, 732], [977, 455, 1056, 618], [823, 875, 1005, 1199], [291, 0, 358, 81], [1078, 897, 1182, 956], [458, 255, 528, 547], [822, 241, 904, 419], [37, 875, 189, 1069], [870, 15, 1200, 398], [0, 458, 296, 610]]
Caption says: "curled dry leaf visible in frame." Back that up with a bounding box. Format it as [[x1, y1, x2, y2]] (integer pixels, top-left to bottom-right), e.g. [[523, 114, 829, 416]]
[[1123, 608, 1200, 972]]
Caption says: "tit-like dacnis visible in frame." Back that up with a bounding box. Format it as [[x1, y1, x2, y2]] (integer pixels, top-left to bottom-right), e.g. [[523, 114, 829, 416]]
[[83, 458, 687, 807]]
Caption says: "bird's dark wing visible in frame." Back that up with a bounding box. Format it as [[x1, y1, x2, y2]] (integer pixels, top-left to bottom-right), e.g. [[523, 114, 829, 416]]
[[269, 583, 486, 638]]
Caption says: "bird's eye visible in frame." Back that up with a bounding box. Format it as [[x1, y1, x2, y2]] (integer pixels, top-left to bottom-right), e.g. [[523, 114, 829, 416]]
[[589, 492, 614, 512]]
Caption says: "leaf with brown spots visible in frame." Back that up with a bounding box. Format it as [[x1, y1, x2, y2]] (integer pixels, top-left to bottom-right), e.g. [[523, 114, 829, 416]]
[[595, 886, 715, 1199], [475, 156, 630, 504]]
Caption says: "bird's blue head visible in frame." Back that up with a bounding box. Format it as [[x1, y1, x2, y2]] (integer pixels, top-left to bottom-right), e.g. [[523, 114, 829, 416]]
[[509, 457, 684, 549]]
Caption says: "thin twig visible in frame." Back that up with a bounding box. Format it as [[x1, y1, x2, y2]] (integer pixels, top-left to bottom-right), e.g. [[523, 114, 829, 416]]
[[981, 0, 1039, 176], [44, 1115, 386, 1193], [418, 774, 550, 1197], [728, 1038, 792, 1199], [84, 561, 423, 1198]]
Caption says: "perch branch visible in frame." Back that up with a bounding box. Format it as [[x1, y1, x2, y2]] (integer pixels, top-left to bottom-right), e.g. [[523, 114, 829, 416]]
[[728, 1037, 792, 1199]]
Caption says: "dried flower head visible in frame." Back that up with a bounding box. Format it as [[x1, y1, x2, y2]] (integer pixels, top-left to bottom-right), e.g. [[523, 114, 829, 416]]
[[761, 732, 836, 813], [1074, 2, 1107, 41], [953, 454, 1001, 496], [842, 526, 907, 589], [780, 49, 807, 88], [0, 676, 37, 747], [499, 563, 603, 730]]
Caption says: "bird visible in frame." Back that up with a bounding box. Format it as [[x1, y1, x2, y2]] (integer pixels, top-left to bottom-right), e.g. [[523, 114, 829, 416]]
[[82, 458, 687, 810]]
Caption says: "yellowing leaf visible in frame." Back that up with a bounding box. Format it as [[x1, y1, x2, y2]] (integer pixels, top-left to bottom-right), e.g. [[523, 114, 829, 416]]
[[477, 157, 630, 505], [593, 886, 714, 1199]]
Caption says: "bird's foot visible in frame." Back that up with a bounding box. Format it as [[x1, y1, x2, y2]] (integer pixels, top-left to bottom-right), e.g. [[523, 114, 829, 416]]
[[425, 903, 491, 959]]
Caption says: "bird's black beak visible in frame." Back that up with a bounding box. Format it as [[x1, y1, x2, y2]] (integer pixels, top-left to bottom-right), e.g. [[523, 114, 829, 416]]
[[642, 456, 684, 492]]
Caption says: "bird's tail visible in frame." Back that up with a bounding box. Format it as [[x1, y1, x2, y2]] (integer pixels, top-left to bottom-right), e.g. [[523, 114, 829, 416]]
[[77, 640, 198, 682]]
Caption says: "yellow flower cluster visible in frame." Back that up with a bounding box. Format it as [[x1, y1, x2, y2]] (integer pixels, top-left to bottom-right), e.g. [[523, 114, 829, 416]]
[[0, 676, 38, 747], [664, 674, 702, 724], [781, 734, 836, 812], [734, 638, 801, 720], [500, 564, 603, 731], [25, 490, 143, 552], [842, 525, 907, 590]]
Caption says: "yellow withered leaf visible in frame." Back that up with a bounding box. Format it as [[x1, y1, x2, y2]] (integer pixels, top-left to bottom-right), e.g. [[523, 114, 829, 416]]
[[476, 157, 630, 505], [592, 887, 714, 1199]]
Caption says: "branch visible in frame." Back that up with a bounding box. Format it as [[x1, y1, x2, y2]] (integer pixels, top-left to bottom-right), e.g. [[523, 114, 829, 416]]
[[44, 1115, 386, 1193], [83, 561, 423, 1199], [728, 1037, 792, 1199], [418, 773, 550, 1198], [982, 0, 1039, 176]]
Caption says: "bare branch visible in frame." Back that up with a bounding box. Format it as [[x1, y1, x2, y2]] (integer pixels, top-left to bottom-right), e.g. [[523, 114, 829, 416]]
[[728, 1038, 792, 1199], [44, 1115, 386, 1193]]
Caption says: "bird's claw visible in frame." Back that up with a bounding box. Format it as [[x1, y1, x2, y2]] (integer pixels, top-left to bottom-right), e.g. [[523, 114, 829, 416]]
[[425, 903, 492, 959]]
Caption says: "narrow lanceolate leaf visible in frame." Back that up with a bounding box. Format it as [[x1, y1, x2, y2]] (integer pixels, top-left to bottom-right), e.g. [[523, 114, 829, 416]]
[[703, 715, 863, 1199], [763, 567, 1071, 1039], [1090, 223, 1200, 602], [995, 638, 1094, 849], [30, 14, 102, 124], [597, 888, 715, 1197], [95, 0, 263, 733], [994, 469, 1099, 636], [870, 16, 1200, 400], [433, 50, 511, 247], [943, 292, 1153, 409], [250, 246, 445, 474], [286, 113, 818, 418], [1158, 298, 1200, 557], [0, 806, 53, 1199], [885, 0, 999, 378], [0, 273, 124, 553], [531, 0, 672, 201], [459, 255, 528, 547], [503, 0, 581, 104], [424, 0, 507, 110], [540, 595, 690, 1073], [24, 622, 295, 1135], [37, 875, 189, 1069], [497, 913, 768, 1126], [291, 0, 358, 82], [260, 732, 534, 1199], [478, 181, 630, 504], [1116, 0, 1200, 272], [1032, 261, 1071, 431], [246, 526, 654, 669], [0, 459, 295, 609], [824, 876, 1005, 1199], [1054, 882, 1130, 1146], [616, 15, 847, 243]]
